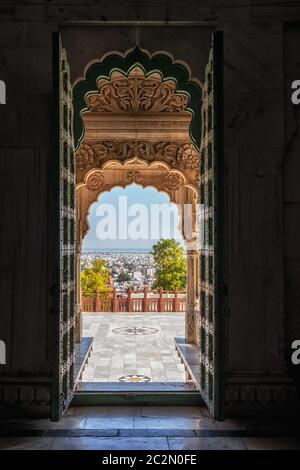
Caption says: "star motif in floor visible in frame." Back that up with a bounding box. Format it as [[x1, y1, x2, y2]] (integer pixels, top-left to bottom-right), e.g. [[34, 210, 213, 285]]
[[119, 374, 151, 383], [112, 326, 159, 336]]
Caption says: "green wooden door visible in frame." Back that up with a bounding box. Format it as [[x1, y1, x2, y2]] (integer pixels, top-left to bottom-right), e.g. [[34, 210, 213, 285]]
[[51, 32, 76, 421], [199, 31, 225, 420]]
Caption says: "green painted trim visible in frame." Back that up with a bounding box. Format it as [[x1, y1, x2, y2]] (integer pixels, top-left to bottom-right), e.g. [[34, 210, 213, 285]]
[[72, 392, 203, 407], [73, 46, 202, 151]]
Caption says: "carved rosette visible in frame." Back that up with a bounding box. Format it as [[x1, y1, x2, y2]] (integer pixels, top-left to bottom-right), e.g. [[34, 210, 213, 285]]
[[127, 171, 142, 183], [86, 67, 189, 114], [76, 140, 200, 176], [86, 171, 105, 191], [76, 142, 94, 170], [164, 173, 184, 191], [177, 143, 199, 169]]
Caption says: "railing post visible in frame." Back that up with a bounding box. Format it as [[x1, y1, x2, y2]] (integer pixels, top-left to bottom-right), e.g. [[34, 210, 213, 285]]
[[143, 286, 148, 312], [95, 287, 100, 312], [159, 288, 164, 312], [174, 288, 180, 312], [112, 288, 118, 313], [127, 287, 132, 312]]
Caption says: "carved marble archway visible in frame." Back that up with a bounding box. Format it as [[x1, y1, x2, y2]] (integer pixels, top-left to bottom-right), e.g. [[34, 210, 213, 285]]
[[75, 64, 201, 345], [77, 158, 199, 243]]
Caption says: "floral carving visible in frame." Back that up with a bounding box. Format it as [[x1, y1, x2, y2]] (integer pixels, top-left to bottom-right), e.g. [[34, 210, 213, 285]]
[[164, 173, 184, 191], [86, 171, 105, 191], [120, 141, 152, 160], [127, 171, 142, 183], [155, 142, 180, 167], [93, 141, 116, 163], [76, 142, 95, 170], [177, 143, 199, 169], [76, 139, 199, 178], [86, 67, 188, 114]]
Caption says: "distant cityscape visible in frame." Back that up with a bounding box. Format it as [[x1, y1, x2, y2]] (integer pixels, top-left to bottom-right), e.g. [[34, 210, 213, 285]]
[[81, 250, 156, 290]]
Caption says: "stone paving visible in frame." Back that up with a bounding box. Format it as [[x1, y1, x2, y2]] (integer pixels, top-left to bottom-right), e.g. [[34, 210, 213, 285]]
[[81, 313, 186, 383], [1, 407, 300, 450]]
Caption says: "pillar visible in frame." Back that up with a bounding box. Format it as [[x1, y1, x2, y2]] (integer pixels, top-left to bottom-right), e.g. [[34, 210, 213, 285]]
[[174, 287, 180, 312], [143, 286, 148, 312], [95, 287, 100, 312], [158, 288, 164, 312], [112, 288, 118, 312], [127, 287, 132, 312]]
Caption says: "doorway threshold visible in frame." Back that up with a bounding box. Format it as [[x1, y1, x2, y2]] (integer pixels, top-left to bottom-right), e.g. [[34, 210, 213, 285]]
[[73, 382, 202, 406]]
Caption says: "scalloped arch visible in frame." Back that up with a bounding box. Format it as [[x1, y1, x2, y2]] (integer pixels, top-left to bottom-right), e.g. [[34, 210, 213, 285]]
[[73, 46, 202, 152], [81, 182, 186, 242]]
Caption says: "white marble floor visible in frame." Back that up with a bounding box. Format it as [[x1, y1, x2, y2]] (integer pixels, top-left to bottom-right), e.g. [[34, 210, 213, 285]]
[[81, 313, 186, 383]]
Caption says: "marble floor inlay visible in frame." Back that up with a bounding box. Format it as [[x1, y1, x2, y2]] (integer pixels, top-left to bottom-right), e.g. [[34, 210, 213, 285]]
[[111, 326, 160, 335], [119, 374, 151, 383], [81, 313, 186, 383]]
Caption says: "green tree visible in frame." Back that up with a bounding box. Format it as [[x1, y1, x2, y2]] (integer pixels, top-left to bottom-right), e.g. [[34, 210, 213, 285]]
[[152, 239, 187, 291], [81, 258, 111, 295]]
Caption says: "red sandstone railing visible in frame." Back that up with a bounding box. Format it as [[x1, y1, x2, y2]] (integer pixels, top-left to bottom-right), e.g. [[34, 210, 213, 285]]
[[81, 287, 186, 313]]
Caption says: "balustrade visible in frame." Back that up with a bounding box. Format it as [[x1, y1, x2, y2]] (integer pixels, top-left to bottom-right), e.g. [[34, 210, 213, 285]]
[[81, 287, 186, 313]]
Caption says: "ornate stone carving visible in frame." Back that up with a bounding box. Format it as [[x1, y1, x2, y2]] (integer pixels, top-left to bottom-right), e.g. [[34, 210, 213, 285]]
[[76, 140, 200, 174], [0, 385, 51, 406], [120, 141, 152, 160], [86, 171, 105, 191], [155, 141, 181, 167], [86, 67, 189, 114], [177, 143, 199, 169], [93, 141, 116, 162], [127, 171, 142, 183], [225, 382, 297, 408], [164, 173, 184, 191], [76, 142, 94, 170]]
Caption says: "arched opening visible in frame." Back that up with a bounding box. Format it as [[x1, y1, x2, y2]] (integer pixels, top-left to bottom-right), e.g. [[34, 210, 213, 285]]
[[76, 155, 200, 349], [73, 49, 201, 389], [74, 52, 201, 342], [80, 184, 188, 383], [53, 31, 225, 419]]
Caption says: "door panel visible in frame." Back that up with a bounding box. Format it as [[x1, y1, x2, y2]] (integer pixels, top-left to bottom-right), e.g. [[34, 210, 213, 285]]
[[51, 32, 76, 421], [199, 31, 225, 420]]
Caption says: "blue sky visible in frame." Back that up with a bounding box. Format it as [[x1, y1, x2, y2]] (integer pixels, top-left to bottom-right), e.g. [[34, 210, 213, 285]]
[[83, 184, 184, 251]]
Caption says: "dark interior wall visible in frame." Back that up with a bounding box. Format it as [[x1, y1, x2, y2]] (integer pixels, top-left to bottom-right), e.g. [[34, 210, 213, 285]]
[[60, 25, 212, 85], [221, 19, 286, 375], [0, 17, 54, 380], [0, 148, 49, 375], [0, 0, 299, 411], [284, 23, 300, 386]]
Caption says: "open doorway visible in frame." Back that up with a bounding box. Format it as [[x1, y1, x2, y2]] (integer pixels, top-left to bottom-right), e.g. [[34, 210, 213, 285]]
[[74, 58, 201, 394], [52, 33, 225, 420], [79, 184, 188, 385]]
